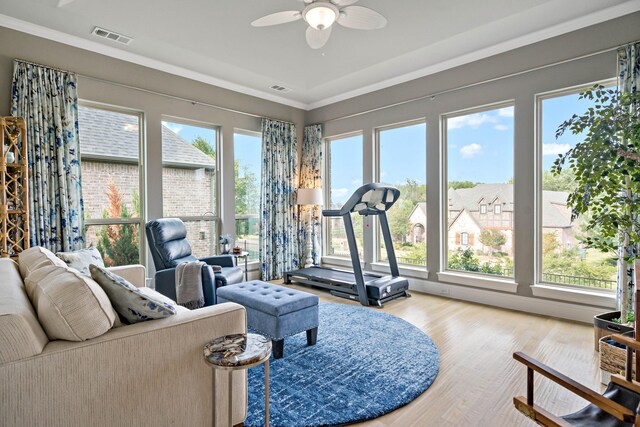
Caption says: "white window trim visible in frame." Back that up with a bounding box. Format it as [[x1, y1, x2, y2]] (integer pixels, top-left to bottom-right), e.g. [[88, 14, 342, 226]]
[[531, 283, 616, 308], [437, 271, 518, 292], [480, 204, 487, 214], [494, 204, 501, 214], [371, 261, 429, 279], [461, 232, 469, 245], [533, 78, 617, 290]]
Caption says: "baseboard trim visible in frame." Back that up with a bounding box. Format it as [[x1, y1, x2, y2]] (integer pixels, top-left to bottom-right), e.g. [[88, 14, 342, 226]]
[[409, 279, 603, 324]]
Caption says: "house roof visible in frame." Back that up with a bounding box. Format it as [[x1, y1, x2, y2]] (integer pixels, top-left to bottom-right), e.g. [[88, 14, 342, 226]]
[[77, 105, 216, 169]]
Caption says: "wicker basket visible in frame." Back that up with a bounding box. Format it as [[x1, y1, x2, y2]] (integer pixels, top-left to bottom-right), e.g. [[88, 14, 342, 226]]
[[599, 334, 635, 384]]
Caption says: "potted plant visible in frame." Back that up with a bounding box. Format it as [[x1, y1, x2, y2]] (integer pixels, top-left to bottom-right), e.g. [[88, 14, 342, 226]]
[[219, 234, 232, 254], [553, 85, 640, 341]]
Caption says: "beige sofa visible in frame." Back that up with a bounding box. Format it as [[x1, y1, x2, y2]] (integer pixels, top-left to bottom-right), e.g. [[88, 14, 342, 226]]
[[0, 258, 248, 427]]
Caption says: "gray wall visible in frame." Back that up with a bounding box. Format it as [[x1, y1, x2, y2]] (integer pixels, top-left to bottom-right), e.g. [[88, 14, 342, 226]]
[[0, 26, 305, 276], [307, 12, 640, 306]]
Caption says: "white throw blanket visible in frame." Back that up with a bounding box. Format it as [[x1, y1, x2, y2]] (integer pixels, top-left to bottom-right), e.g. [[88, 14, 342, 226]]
[[175, 261, 206, 309]]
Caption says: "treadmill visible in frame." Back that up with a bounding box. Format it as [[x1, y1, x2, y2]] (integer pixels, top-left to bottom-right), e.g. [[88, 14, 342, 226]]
[[284, 183, 411, 307]]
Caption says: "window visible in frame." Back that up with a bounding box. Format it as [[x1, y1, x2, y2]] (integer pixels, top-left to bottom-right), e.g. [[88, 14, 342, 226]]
[[162, 119, 218, 259], [78, 104, 143, 267], [377, 121, 426, 266], [234, 131, 261, 261], [445, 104, 514, 278], [494, 204, 502, 214], [326, 134, 363, 258], [538, 83, 617, 290]]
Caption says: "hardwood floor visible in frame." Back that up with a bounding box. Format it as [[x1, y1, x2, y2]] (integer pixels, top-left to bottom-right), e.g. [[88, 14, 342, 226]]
[[280, 282, 601, 427]]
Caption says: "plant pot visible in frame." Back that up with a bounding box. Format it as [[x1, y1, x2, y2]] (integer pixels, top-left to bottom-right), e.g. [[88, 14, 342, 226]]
[[594, 311, 634, 352]]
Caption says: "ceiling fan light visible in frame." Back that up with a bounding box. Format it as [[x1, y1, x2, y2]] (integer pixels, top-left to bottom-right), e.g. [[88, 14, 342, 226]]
[[304, 4, 338, 30]]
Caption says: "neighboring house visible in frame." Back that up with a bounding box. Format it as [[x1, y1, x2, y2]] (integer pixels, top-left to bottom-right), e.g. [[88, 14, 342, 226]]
[[78, 106, 217, 257], [407, 183, 573, 255]]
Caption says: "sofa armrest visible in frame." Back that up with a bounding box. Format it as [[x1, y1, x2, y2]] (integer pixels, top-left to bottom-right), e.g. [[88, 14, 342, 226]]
[[1, 303, 248, 427], [200, 255, 235, 268], [107, 264, 146, 288]]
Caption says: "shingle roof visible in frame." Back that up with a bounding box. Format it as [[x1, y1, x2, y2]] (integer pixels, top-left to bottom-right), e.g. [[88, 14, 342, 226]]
[[77, 105, 216, 168]]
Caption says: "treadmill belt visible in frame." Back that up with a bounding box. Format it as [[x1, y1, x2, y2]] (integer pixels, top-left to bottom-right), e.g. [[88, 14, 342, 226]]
[[293, 267, 379, 283]]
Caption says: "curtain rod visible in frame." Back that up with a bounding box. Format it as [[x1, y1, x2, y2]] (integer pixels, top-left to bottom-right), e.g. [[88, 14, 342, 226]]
[[13, 58, 296, 126], [321, 39, 639, 124]]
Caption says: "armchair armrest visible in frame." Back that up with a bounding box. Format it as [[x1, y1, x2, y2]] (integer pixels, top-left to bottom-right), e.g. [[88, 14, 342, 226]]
[[200, 255, 235, 268], [108, 264, 146, 288], [513, 351, 635, 423]]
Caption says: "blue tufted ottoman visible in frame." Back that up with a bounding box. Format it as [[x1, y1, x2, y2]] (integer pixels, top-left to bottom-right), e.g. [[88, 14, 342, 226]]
[[216, 281, 319, 359]]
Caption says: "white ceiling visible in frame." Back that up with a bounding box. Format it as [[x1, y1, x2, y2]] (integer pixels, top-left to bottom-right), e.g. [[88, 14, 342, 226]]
[[0, 0, 639, 110]]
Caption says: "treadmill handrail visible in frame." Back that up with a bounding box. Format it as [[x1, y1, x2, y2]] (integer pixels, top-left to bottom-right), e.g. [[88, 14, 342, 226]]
[[339, 183, 400, 216], [322, 209, 341, 217]]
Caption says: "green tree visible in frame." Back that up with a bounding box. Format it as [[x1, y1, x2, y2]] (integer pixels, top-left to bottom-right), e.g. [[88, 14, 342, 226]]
[[97, 181, 139, 267], [192, 135, 215, 159], [542, 232, 560, 255], [448, 181, 478, 190], [448, 248, 503, 275], [542, 169, 575, 192], [479, 229, 506, 255], [235, 160, 259, 216], [552, 86, 640, 319]]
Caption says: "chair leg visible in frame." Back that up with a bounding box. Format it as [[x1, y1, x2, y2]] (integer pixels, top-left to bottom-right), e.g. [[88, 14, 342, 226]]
[[307, 327, 318, 346], [272, 339, 284, 359]]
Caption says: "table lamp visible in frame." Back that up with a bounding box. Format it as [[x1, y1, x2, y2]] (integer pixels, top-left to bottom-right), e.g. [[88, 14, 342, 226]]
[[297, 188, 323, 268]]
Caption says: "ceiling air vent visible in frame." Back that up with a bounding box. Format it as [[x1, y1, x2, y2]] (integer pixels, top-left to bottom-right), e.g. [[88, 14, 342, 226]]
[[269, 85, 292, 94], [91, 27, 133, 45]]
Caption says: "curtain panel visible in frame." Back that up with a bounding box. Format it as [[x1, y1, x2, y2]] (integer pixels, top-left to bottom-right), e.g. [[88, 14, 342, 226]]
[[259, 118, 299, 280], [616, 42, 640, 313], [11, 60, 85, 252], [298, 124, 323, 266]]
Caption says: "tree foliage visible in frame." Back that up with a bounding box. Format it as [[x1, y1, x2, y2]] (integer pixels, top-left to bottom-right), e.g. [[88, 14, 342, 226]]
[[448, 248, 503, 275], [97, 181, 139, 267], [235, 161, 260, 216], [479, 229, 506, 254], [192, 136, 215, 159], [448, 180, 478, 190], [542, 169, 575, 192]]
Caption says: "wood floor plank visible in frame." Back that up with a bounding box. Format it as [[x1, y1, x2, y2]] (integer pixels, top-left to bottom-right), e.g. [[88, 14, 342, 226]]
[[278, 282, 601, 427]]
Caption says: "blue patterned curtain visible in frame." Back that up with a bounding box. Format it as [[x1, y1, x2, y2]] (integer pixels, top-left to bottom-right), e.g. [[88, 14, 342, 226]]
[[617, 43, 640, 314], [11, 61, 85, 252], [260, 119, 299, 280], [298, 124, 323, 266]]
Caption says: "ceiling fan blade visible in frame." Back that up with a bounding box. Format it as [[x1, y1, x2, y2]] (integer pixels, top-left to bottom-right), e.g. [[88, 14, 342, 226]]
[[306, 26, 332, 49], [251, 11, 302, 27], [331, 0, 359, 6], [337, 6, 387, 30]]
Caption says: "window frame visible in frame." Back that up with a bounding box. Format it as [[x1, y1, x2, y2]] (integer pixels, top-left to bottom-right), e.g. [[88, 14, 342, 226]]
[[323, 131, 363, 260], [533, 78, 617, 293], [373, 118, 427, 268], [440, 100, 516, 284], [480, 204, 487, 214], [461, 232, 469, 246], [79, 100, 147, 266], [160, 115, 221, 256], [494, 204, 501, 214]]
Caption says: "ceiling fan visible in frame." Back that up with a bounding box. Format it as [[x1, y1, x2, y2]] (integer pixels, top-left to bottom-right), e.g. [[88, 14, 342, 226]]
[[251, 0, 387, 49]]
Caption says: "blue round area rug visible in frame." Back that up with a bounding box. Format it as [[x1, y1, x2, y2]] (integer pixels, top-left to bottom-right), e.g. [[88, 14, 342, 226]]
[[246, 302, 440, 427]]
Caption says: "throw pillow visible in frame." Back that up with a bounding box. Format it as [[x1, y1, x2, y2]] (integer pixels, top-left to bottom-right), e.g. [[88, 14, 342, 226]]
[[90, 264, 177, 324], [24, 265, 117, 341], [56, 247, 105, 276], [18, 246, 67, 279]]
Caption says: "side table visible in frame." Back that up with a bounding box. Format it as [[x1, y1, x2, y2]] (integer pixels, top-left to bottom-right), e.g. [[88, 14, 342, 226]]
[[204, 333, 271, 427], [232, 251, 250, 281]]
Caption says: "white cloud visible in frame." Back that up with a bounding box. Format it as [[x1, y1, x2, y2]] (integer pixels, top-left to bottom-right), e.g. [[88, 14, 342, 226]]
[[331, 188, 349, 199], [460, 143, 482, 158], [162, 121, 183, 134], [493, 124, 509, 131], [448, 113, 498, 130], [498, 107, 514, 117], [542, 143, 571, 156]]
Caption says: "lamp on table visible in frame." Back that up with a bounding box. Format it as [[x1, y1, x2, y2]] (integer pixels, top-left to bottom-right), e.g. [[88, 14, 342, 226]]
[[297, 188, 323, 269]]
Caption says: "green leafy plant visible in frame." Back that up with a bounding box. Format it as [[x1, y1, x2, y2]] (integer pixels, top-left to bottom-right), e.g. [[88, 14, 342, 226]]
[[552, 85, 640, 320], [97, 180, 139, 267]]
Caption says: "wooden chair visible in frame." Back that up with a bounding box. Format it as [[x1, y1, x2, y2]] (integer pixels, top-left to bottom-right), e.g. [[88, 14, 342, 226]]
[[513, 289, 640, 426]]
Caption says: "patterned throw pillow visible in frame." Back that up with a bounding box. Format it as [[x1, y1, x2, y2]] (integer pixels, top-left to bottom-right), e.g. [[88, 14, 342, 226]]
[[56, 247, 105, 276], [89, 264, 177, 324]]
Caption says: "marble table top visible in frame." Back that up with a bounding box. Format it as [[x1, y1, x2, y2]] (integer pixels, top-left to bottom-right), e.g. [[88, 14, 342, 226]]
[[204, 333, 272, 368]]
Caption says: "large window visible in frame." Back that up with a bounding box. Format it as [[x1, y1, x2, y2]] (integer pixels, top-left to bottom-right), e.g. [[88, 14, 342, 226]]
[[377, 121, 427, 266], [445, 104, 514, 277], [538, 84, 617, 290], [234, 131, 261, 261], [162, 119, 218, 258], [78, 104, 143, 267], [326, 134, 363, 258]]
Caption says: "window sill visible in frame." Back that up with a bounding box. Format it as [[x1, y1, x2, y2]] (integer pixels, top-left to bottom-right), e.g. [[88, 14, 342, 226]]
[[437, 271, 518, 293], [531, 283, 616, 308], [321, 256, 362, 269], [370, 262, 429, 280]]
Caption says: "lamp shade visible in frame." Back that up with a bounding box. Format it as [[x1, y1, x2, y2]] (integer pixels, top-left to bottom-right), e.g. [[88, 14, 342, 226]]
[[304, 3, 338, 30], [297, 188, 323, 206]]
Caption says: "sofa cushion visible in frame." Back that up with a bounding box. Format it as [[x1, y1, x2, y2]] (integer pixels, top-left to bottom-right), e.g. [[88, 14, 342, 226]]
[[24, 265, 117, 341], [0, 259, 49, 364], [90, 265, 177, 324], [56, 247, 105, 276], [18, 246, 67, 279]]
